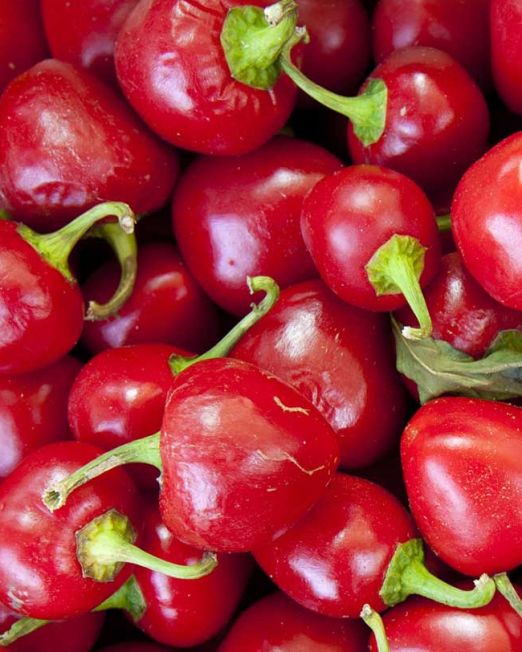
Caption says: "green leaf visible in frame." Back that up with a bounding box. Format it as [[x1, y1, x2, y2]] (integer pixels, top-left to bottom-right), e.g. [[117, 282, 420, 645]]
[[393, 319, 522, 404]]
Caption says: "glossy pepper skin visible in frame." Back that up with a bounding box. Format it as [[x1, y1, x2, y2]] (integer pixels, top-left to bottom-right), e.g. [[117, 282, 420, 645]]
[[396, 252, 522, 359], [373, 0, 491, 90], [492, 0, 522, 115], [401, 397, 522, 576], [0, 355, 81, 478], [0, 221, 85, 375], [80, 242, 220, 355], [41, 0, 139, 85], [0, 0, 48, 94], [253, 473, 416, 617], [452, 132, 522, 310], [348, 47, 490, 200], [369, 591, 522, 651], [171, 136, 341, 316], [219, 591, 369, 651], [296, 0, 371, 102], [232, 279, 407, 468], [0, 442, 141, 620], [114, 0, 297, 156], [159, 357, 340, 552], [133, 506, 252, 647], [0, 59, 179, 231]]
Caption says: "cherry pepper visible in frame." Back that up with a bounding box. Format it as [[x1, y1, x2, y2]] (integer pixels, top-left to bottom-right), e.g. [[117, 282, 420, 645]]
[[114, 0, 387, 156], [231, 279, 408, 468], [253, 473, 496, 619], [0, 59, 179, 232], [368, 590, 522, 652], [451, 132, 522, 310], [300, 164, 441, 339], [0, 201, 137, 376], [401, 397, 522, 612], [0, 442, 216, 621]]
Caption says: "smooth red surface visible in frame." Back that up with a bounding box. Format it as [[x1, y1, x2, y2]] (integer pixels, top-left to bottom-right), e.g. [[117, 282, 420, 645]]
[[301, 164, 440, 311], [0, 442, 141, 620], [97, 645, 170, 652], [114, 0, 297, 155], [81, 242, 220, 354], [69, 344, 176, 451], [0, 603, 104, 651], [42, 0, 139, 85], [253, 473, 416, 617], [369, 592, 522, 651], [219, 591, 368, 651], [0, 60, 179, 231], [232, 279, 407, 467], [348, 47, 490, 198], [397, 252, 522, 358], [297, 0, 371, 102], [0, 0, 48, 93], [172, 136, 341, 315], [401, 397, 522, 576], [492, 0, 522, 114], [373, 0, 491, 89], [0, 221, 84, 375], [0, 355, 80, 478], [452, 132, 522, 310], [134, 506, 251, 647], [159, 357, 340, 552]]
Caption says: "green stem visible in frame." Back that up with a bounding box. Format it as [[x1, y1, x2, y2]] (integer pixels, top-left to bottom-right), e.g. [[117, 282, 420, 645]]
[[84, 221, 138, 320], [95, 575, 146, 622], [18, 201, 135, 282], [380, 539, 496, 609], [77, 509, 217, 583], [42, 433, 161, 512], [494, 573, 522, 618], [279, 31, 387, 146], [366, 234, 432, 340], [0, 209, 10, 221], [361, 604, 389, 652], [0, 616, 47, 647], [436, 214, 451, 232], [169, 275, 280, 375]]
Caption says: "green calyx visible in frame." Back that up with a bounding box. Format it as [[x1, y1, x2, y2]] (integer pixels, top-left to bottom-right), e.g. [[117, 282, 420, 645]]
[[221, 0, 298, 89], [95, 575, 146, 622], [366, 234, 432, 340], [76, 508, 218, 584], [77, 509, 136, 582], [18, 201, 138, 320], [169, 275, 280, 375], [0, 616, 47, 647], [380, 539, 496, 609]]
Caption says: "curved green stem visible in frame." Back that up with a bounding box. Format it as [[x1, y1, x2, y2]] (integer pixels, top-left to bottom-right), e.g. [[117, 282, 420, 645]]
[[42, 433, 161, 512], [280, 34, 387, 146], [169, 275, 280, 375], [436, 213, 451, 232], [380, 539, 496, 609], [84, 221, 138, 321], [77, 509, 217, 583], [366, 234, 432, 340], [0, 616, 47, 647], [494, 573, 522, 618], [361, 604, 389, 652]]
